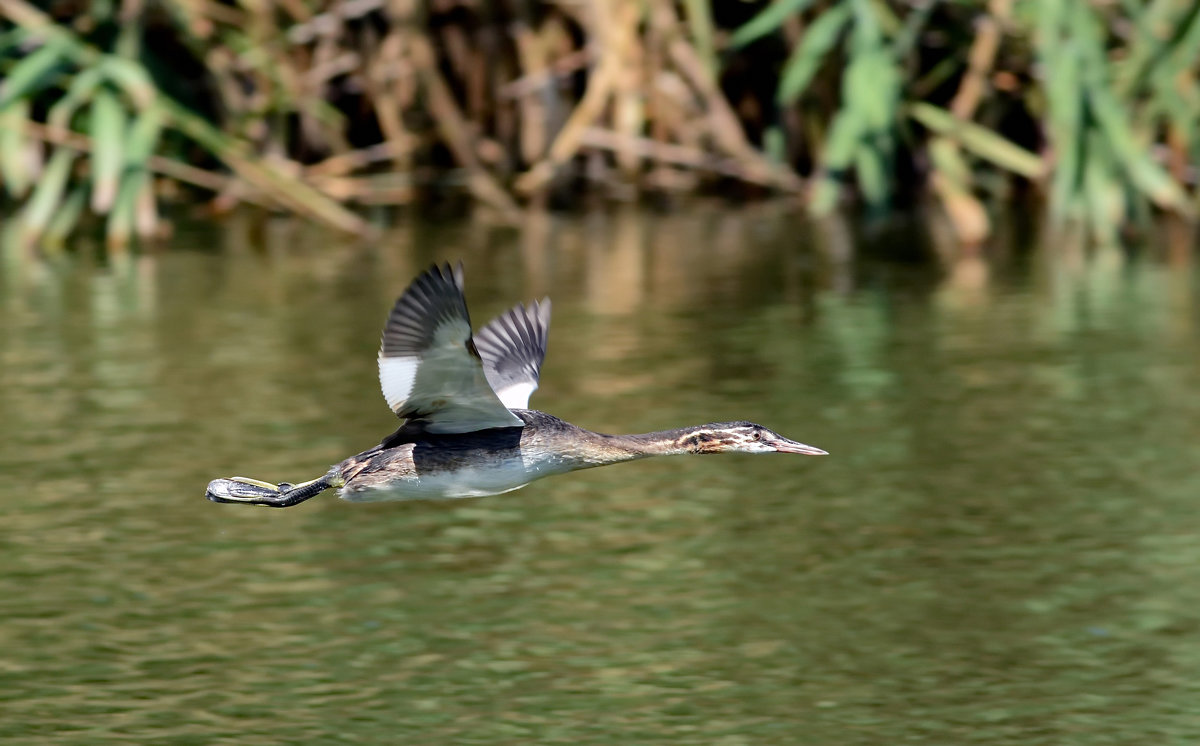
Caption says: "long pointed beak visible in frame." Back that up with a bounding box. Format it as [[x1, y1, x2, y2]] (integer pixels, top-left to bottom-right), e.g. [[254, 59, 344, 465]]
[[766, 438, 828, 455]]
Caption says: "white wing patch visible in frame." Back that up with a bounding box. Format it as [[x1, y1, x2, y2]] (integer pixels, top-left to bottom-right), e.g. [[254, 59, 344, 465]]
[[378, 316, 476, 413], [476, 299, 551, 411], [378, 356, 418, 413], [495, 382, 537, 409], [377, 263, 523, 434]]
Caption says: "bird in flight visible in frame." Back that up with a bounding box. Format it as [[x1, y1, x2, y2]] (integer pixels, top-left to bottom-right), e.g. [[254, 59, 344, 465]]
[[206, 263, 826, 508]]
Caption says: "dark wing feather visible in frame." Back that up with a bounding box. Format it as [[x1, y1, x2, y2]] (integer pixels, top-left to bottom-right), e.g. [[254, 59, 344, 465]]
[[377, 262, 523, 433], [475, 298, 551, 409], [380, 262, 469, 358]]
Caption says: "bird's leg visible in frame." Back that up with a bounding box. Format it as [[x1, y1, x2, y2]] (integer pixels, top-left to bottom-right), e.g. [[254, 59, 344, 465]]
[[206, 471, 342, 508]]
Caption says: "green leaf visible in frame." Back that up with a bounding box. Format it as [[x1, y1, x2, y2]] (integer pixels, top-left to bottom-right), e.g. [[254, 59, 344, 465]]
[[103, 105, 165, 247], [47, 66, 104, 128], [124, 105, 165, 166], [44, 183, 88, 247], [867, 0, 901, 37], [0, 28, 31, 56], [931, 139, 969, 188], [1044, 46, 1083, 215], [0, 39, 67, 110], [1034, 0, 1068, 72], [21, 148, 76, 246], [849, 0, 883, 52], [730, 0, 818, 48], [92, 0, 115, 22], [845, 49, 898, 134], [0, 99, 32, 197], [1082, 130, 1121, 246], [99, 57, 157, 109], [809, 108, 864, 216], [892, 0, 938, 59], [682, 0, 717, 75], [928, 137, 971, 186], [90, 88, 126, 213], [808, 176, 841, 216], [1114, 0, 1160, 94], [1089, 83, 1190, 211], [823, 108, 865, 173], [776, 4, 851, 105], [855, 141, 888, 206], [1166, 2, 1200, 71], [106, 170, 143, 250], [1156, 81, 1198, 153], [764, 125, 786, 164], [908, 103, 1044, 178]]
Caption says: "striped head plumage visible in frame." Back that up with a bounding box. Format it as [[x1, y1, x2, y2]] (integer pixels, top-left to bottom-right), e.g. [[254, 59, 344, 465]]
[[674, 422, 828, 455]]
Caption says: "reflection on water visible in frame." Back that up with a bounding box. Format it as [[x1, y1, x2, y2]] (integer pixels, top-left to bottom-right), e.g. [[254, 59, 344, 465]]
[[2, 207, 1200, 744]]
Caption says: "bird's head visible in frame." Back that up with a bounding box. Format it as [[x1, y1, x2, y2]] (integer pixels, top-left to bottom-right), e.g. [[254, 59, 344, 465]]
[[679, 422, 827, 455]]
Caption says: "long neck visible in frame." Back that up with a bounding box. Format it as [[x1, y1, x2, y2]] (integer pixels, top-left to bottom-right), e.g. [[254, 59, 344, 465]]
[[515, 411, 715, 469], [593, 424, 719, 458]]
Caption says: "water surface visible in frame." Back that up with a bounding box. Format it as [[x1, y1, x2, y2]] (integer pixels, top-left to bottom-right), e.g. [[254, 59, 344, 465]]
[[3, 207, 1200, 744]]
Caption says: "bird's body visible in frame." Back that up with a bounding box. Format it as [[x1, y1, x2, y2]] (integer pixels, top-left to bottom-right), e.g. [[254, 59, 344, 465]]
[[206, 264, 825, 509], [336, 410, 632, 501]]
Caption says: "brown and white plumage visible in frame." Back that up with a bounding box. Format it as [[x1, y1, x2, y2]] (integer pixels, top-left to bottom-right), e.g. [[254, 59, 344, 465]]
[[205, 263, 827, 509]]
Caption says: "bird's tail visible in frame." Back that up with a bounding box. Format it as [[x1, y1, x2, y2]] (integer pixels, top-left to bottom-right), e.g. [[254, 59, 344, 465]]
[[205, 468, 343, 508]]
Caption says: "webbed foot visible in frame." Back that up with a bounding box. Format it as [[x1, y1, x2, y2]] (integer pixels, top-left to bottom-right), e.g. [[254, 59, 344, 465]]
[[206, 476, 282, 504], [205, 474, 334, 508]]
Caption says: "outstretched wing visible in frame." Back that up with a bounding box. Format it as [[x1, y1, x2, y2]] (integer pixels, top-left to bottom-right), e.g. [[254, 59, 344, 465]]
[[475, 298, 551, 409], [378, 263, 523, 434]]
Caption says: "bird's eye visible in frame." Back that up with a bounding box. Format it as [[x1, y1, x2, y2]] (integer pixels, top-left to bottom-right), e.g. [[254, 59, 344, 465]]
[[752, 431, 761, 440]]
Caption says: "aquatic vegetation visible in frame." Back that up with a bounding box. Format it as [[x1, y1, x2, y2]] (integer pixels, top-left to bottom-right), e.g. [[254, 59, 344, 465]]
[[0, 0, 1195, 249]]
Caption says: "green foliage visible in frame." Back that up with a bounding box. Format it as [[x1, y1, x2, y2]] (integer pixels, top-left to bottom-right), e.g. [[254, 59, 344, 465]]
[[776, 4, 850, 106], [0, 98, 33, 197], [731, 0, 1197, 242], [802, 0, 904, 215], [1030, 0, 1197, 238], [0, 36, 67, 109], [730, 0, 820, 48], [21, 147, 75, 245], [0, 0, 1195, 250], [0, 0, 365, 249], [908, 103, 1043, 178]]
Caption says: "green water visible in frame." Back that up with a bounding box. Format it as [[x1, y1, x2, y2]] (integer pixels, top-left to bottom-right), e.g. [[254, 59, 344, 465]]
[[3, 207, 1200, 744]]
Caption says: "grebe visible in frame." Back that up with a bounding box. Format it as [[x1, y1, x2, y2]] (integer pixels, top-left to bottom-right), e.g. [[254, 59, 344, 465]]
[[205, 263, 825, 508]]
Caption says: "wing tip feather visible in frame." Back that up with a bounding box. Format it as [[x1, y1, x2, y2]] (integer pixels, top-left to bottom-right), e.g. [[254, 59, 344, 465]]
[[377, 262, 553, 428]]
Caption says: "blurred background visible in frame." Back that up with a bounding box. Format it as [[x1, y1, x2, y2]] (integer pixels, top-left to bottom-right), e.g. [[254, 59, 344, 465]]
[[1, 0, 1198, 248], [3, 1, 1200, 744]]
